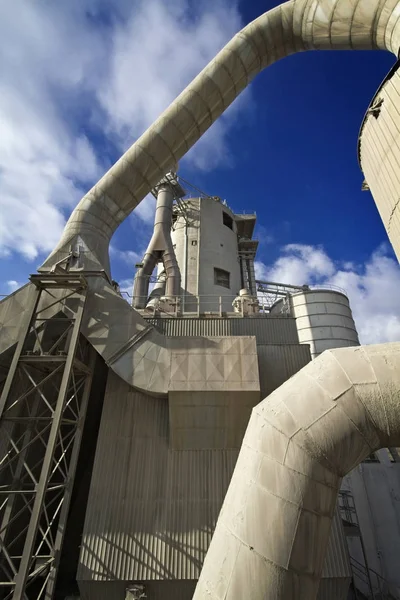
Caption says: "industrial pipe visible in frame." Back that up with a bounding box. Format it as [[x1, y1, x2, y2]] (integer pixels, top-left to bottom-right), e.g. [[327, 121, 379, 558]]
[[132, 175, 181, 308], [39, 0, 400, 275], [193, 343, 400, 599], [146, 269, 167, 310]]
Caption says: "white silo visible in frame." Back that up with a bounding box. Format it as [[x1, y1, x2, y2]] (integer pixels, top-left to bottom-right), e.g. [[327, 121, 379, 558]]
[[271, 288, 359, 358], [359, 63, 400, 263]]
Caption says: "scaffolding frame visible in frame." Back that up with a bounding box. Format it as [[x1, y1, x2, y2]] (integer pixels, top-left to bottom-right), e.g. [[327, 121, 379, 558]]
[[0, 274, 94, 600]]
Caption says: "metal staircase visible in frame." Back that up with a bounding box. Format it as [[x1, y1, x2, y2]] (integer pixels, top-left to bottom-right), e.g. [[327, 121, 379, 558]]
[[339, 491, 399, 600]]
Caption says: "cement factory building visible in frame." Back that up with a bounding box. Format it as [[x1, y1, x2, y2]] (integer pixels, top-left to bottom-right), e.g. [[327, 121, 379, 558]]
[[1, 1, 400, 599]]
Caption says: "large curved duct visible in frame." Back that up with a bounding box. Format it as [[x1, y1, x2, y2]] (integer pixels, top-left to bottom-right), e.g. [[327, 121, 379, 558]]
[[40, 0, 400, 275], [194, 343, 400, 599]]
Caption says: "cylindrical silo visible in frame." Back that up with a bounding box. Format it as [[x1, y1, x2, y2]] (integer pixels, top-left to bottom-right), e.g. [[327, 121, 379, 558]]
[[271, 289, 359, 358], [359, 62, 400, 263]]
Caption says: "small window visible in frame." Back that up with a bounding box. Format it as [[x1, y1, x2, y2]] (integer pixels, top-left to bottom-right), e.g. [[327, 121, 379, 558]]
[[214, 268, 230, 289], [223, 211, 233, 230]]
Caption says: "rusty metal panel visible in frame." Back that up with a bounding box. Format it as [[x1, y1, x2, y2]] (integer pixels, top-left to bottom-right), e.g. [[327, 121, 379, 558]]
[[145, 316, 299, 344]]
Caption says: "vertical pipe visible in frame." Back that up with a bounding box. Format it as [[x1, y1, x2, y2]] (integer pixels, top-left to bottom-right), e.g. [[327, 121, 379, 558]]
[[132, 175, 181, 308], [182, 221, 188, 313], [239, 256, 246, 289], [247, 257, 257, 295]]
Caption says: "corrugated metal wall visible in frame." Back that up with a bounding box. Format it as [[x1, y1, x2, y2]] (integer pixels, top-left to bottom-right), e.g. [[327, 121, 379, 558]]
[[79, 580, 197, 600], [78, 373, 238, 583], [323, 509, 351, 579], [317, 578, 352, 600], [145, 316, 299, 344], [257, 344, 311, 398], [79, 370, 350, 598], [78, 316, 350, 599], [80, 574, 350, 600]]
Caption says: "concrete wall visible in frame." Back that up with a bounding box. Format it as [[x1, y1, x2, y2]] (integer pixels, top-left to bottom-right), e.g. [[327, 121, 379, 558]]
[[167, 336, 260, 450], [171, 197, 242, 313], [198, 198, 242, 312], [171, 199, 200, 312]]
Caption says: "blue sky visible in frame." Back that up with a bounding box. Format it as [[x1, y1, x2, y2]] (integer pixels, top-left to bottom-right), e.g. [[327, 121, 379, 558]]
[[1, 0, 400, 344]]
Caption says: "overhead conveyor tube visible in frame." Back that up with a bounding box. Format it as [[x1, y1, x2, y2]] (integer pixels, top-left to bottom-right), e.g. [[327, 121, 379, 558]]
[[193, 343, 400, 600], [39, 0, 400, 275]]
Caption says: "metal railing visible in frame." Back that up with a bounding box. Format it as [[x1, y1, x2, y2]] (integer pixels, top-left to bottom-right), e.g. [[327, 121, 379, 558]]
[[120, 293, 278, 317], [350, 556, 398, 599]]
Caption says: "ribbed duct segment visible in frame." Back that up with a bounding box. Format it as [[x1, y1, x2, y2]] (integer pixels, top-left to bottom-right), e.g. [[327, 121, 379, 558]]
[[193, 343, 400, 599], [39, 0, 400, 275]]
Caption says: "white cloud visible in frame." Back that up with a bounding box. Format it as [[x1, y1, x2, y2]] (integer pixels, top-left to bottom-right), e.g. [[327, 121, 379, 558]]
[[117, 276, 156, 303], [0, 0, 247, 263], [132, 195, 157, 224], [98, 0, 246, 170], [118, 277, 134, 300], [6, 280, 20, 292], [109, 246, 143, 266], [329, 246, 400, 344], [256, 243, 400, 345], [0, 1, 104, 260], [256, 244, 335, 286]]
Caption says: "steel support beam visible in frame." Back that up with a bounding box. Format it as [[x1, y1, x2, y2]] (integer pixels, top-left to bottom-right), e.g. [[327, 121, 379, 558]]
[[0, 275, 94, 600]]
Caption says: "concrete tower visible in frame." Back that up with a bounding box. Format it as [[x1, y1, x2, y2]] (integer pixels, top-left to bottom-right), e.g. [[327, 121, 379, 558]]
[[133, 189, 259, 315], [170, 196, 258, 313]]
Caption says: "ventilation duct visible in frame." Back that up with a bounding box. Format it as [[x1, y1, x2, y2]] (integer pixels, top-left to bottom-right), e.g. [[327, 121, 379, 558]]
[[146, 268, 167, 310], [193, 343, 400, 600], [132, 172, 183, 309]]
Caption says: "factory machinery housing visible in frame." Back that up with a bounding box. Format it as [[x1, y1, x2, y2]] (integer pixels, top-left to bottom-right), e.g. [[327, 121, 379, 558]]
[[1, 1, 400, 599]]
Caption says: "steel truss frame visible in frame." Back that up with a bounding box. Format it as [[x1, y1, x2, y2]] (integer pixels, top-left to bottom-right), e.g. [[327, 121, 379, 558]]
[[0, 274, 94, 600]]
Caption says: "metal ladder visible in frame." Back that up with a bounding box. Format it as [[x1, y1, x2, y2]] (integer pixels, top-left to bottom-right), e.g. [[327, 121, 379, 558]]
[[0, 274, 95, 600]]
